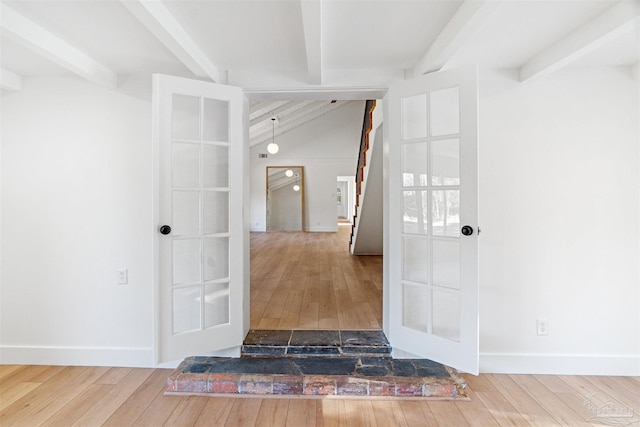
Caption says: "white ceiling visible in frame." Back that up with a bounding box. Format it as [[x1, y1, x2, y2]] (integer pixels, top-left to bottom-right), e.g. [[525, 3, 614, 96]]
[[1, 0, 638, 143]]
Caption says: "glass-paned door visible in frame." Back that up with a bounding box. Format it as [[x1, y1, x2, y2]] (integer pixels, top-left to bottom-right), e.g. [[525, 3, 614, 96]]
[[154, 74, 248, 364], [385, 66, 479, 374]]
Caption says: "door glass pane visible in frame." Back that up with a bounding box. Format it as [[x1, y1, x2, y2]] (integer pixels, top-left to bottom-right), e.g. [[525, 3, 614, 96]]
[[173, 239, 201, 284], [430, 87, 459, 137], [402, 93, 427, 140], [172, 94, 200, 140], [203, 191, 229, 234], [204, 237, 229, 281], [402, 142, 428, 187], [203, 99, 229, 142], [403, 284, 428, 333], [403, 237, 428, 283], [173, 191, 200, 236], [432, 190, 460, 237], [204, 283, 230, 328], [432, 290, 460, 341], [203, 145, 229, 188], [432, 240, 460, 290], [431, 139, 460, 186], [173, 286, 201, 334], [403, 191, 428, 234], [172, 143, 200, 188]]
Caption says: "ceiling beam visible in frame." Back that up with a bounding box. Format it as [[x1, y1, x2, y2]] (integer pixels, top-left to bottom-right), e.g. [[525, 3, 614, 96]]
[[250, 100, 290, 122], [250, 100, 308, 127], [413, 0, 499, 76], [0, 4, 118, 89], [0, 67, 22, 91], [520, 1, 640, 82], [250, 101, 317, 141], [121, 0, 221, 83], [250, 101, 349, 147], [300, 0, 323, 84]]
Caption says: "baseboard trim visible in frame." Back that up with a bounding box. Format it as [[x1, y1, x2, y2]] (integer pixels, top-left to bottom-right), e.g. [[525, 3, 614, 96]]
[[480, 352, 640, 376], [305, 226, 338, 232], [251, 227, 338, 233], [0, 345, 154, 368]]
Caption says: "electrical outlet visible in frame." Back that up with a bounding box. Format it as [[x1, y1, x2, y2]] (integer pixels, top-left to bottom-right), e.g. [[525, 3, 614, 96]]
[[536, 318, 548, 336], [118, 269, 128, 285]]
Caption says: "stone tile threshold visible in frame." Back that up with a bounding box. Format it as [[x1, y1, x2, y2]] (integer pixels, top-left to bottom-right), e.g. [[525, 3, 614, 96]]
[[241, 329, 392, 357], [166, 330, 468, 400]]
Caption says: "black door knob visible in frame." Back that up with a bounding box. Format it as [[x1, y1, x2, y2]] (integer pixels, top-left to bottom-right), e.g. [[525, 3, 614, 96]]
[[461, 225, 474, 236], [159, 225, 172, 235]]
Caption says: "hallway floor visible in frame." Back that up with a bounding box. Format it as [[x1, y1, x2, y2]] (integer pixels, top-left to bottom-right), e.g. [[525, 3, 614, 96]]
[[250, 227, 382, 330]]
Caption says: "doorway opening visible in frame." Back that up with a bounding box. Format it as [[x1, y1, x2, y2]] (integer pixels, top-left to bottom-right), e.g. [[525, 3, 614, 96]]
[[249, 100, 382, 331], [337, 175, 355, 226]]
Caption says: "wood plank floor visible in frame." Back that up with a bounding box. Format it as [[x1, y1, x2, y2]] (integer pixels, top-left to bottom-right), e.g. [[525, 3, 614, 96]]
[[4, 230, 638, 425], [1, 365, 638, 426], [250, 226, 382, 330]]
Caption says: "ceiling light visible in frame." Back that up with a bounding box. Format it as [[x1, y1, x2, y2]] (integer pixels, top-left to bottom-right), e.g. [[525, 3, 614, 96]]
[[267, 117, 279, 155], [285, 169, 293, 177]]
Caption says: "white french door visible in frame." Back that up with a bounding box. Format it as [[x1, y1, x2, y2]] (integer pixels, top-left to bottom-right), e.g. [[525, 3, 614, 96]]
[[385, 67, 479, 374], [153, 74, 248, 364]]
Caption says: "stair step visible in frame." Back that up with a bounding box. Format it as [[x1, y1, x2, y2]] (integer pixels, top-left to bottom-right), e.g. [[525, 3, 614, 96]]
[[166, 355, 467, 399], [241, 330, 391, 358]]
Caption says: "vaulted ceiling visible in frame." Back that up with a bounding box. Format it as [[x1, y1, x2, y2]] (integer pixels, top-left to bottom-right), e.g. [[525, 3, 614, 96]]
[[1, 0, 638, 144]]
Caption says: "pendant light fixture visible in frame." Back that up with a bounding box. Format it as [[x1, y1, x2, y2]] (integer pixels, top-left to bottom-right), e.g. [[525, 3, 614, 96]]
[[267, 117, 279, 155], [285, 169, 293, 178]]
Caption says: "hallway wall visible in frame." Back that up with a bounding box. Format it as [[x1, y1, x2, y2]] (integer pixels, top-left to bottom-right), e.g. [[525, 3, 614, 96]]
[[250, 101, 364, 232]]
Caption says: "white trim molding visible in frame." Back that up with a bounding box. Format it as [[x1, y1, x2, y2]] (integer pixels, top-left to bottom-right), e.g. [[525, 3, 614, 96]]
[[305, 226, 339, 233], [0, 345, 153, 368], [480, 352, 640, 376]]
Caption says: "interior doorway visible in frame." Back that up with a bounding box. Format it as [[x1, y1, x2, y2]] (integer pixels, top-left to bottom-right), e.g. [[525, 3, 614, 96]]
[[336, 175, 355, 225], [248, 100, 382, 331]]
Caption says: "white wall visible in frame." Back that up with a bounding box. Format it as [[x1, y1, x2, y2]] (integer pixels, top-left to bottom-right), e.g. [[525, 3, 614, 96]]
[[1, 77, 154, 367], [250, 101, 364, 232], [478, 67, 639, 375], [1, 69, 637, 376]]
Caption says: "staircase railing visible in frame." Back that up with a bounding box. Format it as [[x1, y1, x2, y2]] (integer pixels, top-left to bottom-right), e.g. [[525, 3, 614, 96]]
[[350, 100, 376, 247]]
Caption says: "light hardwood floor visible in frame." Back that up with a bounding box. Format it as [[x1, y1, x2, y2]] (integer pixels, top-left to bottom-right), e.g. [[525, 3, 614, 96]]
[[250, 226, 382, 330], [1, 365, 638, 426], [3, 231, 638, 425]]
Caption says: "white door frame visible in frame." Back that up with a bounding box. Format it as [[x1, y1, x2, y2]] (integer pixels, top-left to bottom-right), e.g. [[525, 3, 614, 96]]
[[153, 77, 478, 371], [337, 175, 355, 223]]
